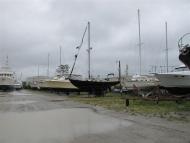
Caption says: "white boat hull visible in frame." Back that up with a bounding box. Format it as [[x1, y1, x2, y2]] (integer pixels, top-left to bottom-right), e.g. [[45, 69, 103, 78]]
[[155, 72, 190, 94], [0, 77, 15, 91], [39, 79, 78, 90], [155, 73, 190, 88]]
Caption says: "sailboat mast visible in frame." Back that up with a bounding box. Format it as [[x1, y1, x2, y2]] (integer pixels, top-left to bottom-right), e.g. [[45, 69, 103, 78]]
[[118, 60, 122, 95], [87, 21, 91, 79], [37, 64, 39, 83], [165, 22, 169, 73], [60, 46, 62, 65], [118, 60, 121, 82], [6, 55, 9, 66], [137, 9, 142, 75], [47, 53, 50, 77]]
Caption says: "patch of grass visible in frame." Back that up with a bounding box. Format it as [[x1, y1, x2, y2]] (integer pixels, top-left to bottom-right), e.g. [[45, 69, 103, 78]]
[[69, 92, 190, 121], [126, 100, 190, 114], [70, 93, 126, 111]]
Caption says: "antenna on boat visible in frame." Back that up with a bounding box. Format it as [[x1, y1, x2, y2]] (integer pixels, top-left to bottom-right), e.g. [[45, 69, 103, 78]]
[[165, 22, 169, 73], [87, 21, 92, 79], [137, 9, 142, 75]]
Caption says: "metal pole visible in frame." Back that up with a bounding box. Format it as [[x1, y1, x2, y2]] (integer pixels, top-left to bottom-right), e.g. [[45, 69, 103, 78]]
[[119, 61, 121, 82], [165, 22, 169, 73], [47, 53, 50, 77], [118, 60, 122, 95], [59, 46, 62, 66], [126, 64, 128, 77], [6, 55, 8, 66], [20, 72, 22, 81], [88, 21, 91, 79], [37, 65, 39, 77], [138, 9, 142, 75], [37, 64, 39, 85], [155, 66, 157, 73]]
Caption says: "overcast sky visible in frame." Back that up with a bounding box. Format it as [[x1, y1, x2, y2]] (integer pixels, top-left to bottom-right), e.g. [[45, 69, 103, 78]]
[[0, 0, 190, 79]]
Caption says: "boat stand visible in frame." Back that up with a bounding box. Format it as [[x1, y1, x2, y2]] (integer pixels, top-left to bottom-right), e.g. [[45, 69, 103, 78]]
[[125, 86, 190, 106]]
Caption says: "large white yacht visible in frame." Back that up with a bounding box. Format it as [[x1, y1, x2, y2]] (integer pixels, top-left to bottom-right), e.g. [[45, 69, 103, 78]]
[[155, 65, 190, 94], [0, 58, 16, 91]]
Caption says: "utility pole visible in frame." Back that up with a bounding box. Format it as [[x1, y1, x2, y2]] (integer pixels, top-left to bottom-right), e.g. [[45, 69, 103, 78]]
[[138, 9, 142, 75], [165, 22, 169, 73]]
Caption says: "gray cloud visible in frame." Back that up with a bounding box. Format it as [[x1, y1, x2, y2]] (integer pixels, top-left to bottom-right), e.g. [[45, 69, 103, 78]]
[[0, 0, 190, 79]]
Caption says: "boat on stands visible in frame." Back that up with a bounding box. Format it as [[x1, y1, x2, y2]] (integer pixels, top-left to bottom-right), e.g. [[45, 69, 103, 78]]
[[122, 75, 159, 90], [69, 22, 119, 95], [39, 74, 79, 92], [26, 65, 79, 92], [155, 65, 190, 94], [69, 78, 119, 95]]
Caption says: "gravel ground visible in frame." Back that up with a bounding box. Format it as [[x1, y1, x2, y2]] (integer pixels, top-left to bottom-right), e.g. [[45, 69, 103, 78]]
[[0, 90, 189, 143]]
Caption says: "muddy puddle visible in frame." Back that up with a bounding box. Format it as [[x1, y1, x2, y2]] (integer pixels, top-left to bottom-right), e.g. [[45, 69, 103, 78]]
[[0, 108, 132, 143]]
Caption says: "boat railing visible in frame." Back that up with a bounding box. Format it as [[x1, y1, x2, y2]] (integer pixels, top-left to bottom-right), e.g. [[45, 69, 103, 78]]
[[178, 33, 190, 51]]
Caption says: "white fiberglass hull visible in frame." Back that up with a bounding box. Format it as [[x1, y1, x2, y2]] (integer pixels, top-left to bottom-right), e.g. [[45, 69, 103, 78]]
[[0, 77, 15, 91], [155, 71, 190, 94]]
